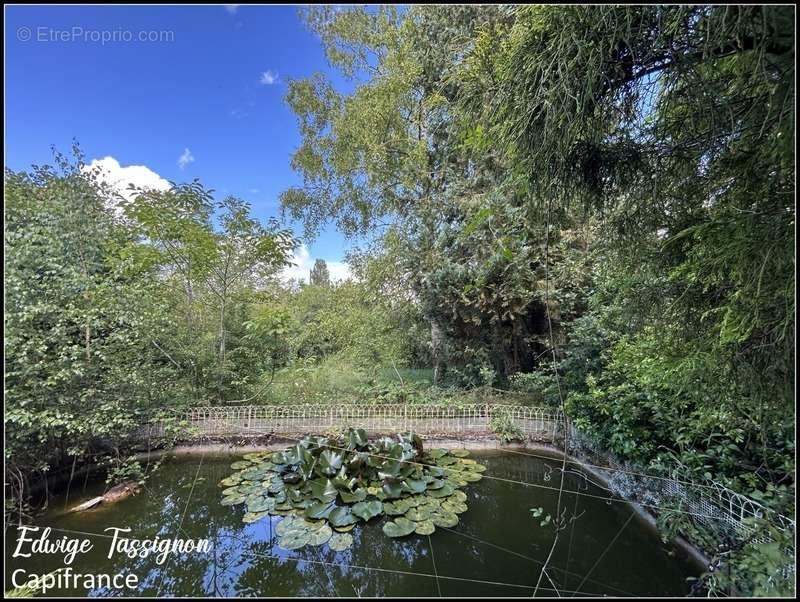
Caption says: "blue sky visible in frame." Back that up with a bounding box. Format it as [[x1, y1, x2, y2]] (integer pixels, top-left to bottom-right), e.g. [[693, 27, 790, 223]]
[[4, 4, 356, 279]]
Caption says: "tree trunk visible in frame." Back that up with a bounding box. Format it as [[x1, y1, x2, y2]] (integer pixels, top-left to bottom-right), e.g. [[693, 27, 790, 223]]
[[431, 320, 445, 386]]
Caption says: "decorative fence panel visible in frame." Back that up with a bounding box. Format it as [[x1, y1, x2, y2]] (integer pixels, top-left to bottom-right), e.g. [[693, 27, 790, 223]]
[[139, 403, 565, 443]]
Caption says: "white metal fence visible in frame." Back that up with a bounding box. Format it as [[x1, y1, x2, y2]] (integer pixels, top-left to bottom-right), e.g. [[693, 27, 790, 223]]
[[138, 403, 565, 442]]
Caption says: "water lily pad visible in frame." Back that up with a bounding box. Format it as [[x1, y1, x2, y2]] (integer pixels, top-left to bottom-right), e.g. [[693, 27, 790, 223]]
[[219, 476, 241, 487], [309, 478, 338, 503], [428, 449, 447, 459], [333, 523, 356, 533], [221, 486, 241, 496], [243, 510, 270, 524], [278, 530, 310, 550], [328, 506, 357, 527], [305, 501, 335, 519], [231, 461, 252, 470], [382, 481, 403, 499], [431, 511, 459, 528], [415, 520, 436, 535], [436, 456, 458, 466], [221, 494, 245, 506], [246, 496, 275, 513], [442, 500, 468, 514], [427, 479, 445, 490], [427, 483, 455, 498], [339, 488, 367, 504], [275, 517, 297, 537], [450, 490, 467, 503], [450, 449, 470, 458], [328, 532, 354, 551], [243, 452, 268, 461], [425, 466, 445, 478], [383, 500, 411, 515], [403, 478, 428, 494], [405, 507, 432, 521], [404, 496, 421, 507], [307, 524, 333, 546], [383, 517, 416, 538], [282, 472, 302, 484], [461, 471, 482, 482], [352, 500, 383, 521]]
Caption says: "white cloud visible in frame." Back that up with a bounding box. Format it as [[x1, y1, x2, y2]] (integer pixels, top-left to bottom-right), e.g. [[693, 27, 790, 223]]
[[178, 148, 195, 170], [259, 70, 279, 85], [224, 5, 239, 14], [82, 156, 170, 208], [279, 244, 352, 284]]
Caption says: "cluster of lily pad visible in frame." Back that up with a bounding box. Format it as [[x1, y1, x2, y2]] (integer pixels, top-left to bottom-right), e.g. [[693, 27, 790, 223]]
[[218, 428, 486, 551]]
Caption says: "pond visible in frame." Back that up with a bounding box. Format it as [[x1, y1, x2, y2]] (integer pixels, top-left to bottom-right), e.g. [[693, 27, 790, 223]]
[[6, 451, 700, 597]]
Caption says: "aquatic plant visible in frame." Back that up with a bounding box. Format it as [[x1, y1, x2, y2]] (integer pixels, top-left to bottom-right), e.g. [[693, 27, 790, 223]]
[[218, 429, 486, 551]]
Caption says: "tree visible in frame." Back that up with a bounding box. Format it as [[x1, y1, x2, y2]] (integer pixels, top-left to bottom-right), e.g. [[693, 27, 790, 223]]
[[309, 259, 330, 287], [4, 149, 183, 508]]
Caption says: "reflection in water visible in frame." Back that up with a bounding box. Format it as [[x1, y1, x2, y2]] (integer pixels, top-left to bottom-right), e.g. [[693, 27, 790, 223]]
[[5, 451, 699, 597]]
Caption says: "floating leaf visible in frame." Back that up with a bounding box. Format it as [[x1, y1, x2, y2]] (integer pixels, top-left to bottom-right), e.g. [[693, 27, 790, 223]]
[[305, 501, 336, 519], [384, 500, 411, 515], [333, 523, 356, 533], [431, 511, 459, 528], [328, 532, 354, 551], [352, 500, 383, 521], [403, 478, 428, 494], [276, 517, 297, 537], [278, 530, 310, 550], [307, 524, 333, 546], [328, 506, 357, 527], [405, 507, 432, 521], [221, 494, 245, 506], [383, 517, 416, 538], [382, 481, 403, 499], [309, 478, 338, 503], [231, 461, 252, 470], [339, 488, 367, 504], [428, 483, 455, 498], [451, 490, 467, 503], [415, 520, 436, 535], [319, 450, 344, 476], [243, 510, 270, 524], [450, 449, 470, 458], [442, 500, 468, 514], [246, 496, 275, 513]]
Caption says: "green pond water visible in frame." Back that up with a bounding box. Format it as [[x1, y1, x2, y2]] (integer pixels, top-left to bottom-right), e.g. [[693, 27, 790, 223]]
[[5, 451, 700, 597]]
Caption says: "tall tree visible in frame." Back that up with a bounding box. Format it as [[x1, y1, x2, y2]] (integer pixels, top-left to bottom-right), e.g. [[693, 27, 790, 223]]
[[309, 258, 331, 287]]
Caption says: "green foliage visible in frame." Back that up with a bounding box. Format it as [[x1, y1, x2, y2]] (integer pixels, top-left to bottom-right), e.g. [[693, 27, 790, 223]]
[[218, 430, 484, 550], [4, 149, 186, 509], [489, 406, 525, 444], [309, 259, 331, 287]]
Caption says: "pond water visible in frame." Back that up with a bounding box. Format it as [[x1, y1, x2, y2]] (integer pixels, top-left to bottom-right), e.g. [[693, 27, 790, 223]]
[[6, 451, 700, 597]]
